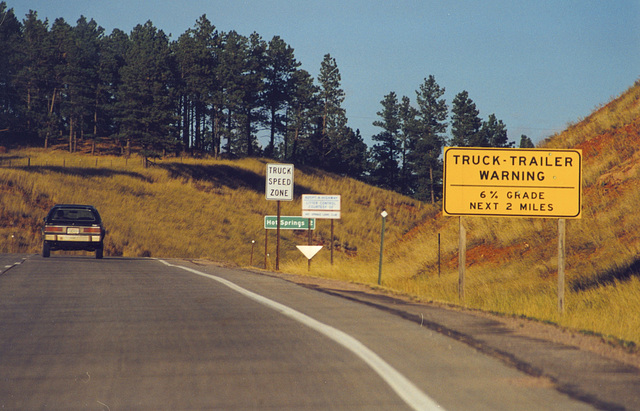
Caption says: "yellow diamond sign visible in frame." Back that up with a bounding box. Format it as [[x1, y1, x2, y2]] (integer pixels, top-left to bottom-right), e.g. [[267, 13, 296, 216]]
[[443, 147, 582, 218]]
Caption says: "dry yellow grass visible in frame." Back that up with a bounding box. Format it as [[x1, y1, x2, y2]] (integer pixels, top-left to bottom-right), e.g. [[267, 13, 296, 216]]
[[0, 149, 432, 265], [1, 81, 639, 348], [284, 81, 640, 347]]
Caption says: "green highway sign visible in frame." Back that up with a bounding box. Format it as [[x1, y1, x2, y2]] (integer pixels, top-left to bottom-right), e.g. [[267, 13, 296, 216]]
[[264, 216, 316, 230]]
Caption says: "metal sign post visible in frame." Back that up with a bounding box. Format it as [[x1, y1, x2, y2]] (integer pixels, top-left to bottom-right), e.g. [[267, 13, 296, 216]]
[[302, 194, 341, 265], [296, 245, 323, 271], [265, 163, 294, 271], [458, 217, 466, 302], [276, 201, 281, 271], [378, 210, 388, 285], [330, 220, 334, 265], [442, 147, 582, 312], [264, 229, 268, 269], [558, 218, 566, 313], [308, 218, 312, 271]]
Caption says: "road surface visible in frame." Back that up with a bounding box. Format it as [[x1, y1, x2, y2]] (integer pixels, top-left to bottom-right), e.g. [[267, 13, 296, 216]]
[[0, 255, 606, 409]]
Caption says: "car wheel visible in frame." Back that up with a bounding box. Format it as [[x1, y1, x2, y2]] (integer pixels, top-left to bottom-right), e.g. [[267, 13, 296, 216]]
[[42, 242, 50, 258], [96, 246, 103, 259]]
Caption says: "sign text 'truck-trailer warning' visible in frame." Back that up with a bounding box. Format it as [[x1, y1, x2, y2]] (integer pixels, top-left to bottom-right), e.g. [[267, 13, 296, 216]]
[[443, 147, 582, 218]]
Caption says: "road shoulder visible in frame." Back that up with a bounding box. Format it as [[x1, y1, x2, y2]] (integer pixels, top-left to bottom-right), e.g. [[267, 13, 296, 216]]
[[185, 259, 640, 410]]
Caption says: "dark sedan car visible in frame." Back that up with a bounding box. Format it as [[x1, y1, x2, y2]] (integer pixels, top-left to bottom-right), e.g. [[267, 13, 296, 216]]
[[42, 204, 105, 259]]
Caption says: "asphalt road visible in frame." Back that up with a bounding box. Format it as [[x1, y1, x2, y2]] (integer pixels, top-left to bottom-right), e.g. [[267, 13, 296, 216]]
[[0, 255, 603, 410]]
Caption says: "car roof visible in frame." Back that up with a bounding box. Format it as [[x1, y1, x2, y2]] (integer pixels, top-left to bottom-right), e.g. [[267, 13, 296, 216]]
[[51, 204, 99, 210], [47, 204, 102, 218]]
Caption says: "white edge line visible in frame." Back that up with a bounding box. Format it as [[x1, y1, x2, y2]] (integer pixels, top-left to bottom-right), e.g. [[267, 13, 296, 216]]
[[157, 259, 442, 411]]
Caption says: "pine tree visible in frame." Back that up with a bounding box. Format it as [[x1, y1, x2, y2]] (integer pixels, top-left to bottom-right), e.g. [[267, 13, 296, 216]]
[[217, 30, 248, 157], [451, 90, 483, 147], [370, 91, 401, 190], [49, 18, 74, 150], [97, 28, 129, 150], [60, 16, 103, 153], [411, 75, 448, 202], [118, 21, 177, 162], [15, 11, 57, 146], [481, 113, 512, 147], [284, 68, 318, 162], [0, 2, 21, 145], [338, 127, 368, 178], [263, 35, 300, 158], [316, 53, 347, 168], [519, 134, 535, 148], [236, 32, 266, 157], [397, 95, 418, 195], [174, 15, 219, 154]]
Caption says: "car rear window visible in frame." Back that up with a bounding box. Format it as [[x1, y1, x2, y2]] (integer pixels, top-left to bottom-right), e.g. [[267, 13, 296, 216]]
[[48, 208, 100, 224]]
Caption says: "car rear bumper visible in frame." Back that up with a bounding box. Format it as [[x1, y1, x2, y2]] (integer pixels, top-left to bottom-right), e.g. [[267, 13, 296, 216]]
[[44, 237, 104, 252], [44, 234, 102, 242]]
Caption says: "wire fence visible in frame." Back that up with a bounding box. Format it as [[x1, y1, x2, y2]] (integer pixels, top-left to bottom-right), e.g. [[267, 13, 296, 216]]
[[0, 156, 146, 169]]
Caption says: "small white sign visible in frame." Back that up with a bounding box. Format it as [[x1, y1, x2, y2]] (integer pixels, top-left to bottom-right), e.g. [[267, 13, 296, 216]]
[[302, 194, 341, 219], [266, 163, 294, 201], [296, 245, 323, 260]]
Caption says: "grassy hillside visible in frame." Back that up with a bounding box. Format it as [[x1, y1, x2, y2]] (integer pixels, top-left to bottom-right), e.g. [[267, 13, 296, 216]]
[[0, 150, 434, 266], [358, 80, 640, 346], [1, 80, 639, 348]]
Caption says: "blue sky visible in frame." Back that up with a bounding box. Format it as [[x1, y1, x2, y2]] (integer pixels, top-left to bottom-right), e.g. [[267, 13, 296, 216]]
[[10, 0, 640, 147]]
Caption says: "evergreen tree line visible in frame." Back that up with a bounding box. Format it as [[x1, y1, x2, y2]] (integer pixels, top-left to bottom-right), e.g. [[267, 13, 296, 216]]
[[368, 79, 535, 201], [0, 5, 366, 171], [0, 3, 535, 201]]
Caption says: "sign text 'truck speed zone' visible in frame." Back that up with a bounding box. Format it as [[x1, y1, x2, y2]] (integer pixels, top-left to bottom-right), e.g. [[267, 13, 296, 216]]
[[265, 163, 294, 201], [443, 147, 582, 218]]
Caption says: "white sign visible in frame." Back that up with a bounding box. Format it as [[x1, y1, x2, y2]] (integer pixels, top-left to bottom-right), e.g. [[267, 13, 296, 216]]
[[296, 245, 323, 260], [302, 194, 341, 219], [265, 163, 294, 201]]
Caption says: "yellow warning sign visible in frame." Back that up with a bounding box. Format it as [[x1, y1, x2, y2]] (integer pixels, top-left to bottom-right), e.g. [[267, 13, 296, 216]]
[[443, 147, 582, 218]]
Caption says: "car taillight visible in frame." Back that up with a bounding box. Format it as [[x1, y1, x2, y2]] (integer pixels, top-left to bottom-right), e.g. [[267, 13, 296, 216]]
[[44, 226, 64, 233], [82, 227, 102, 234]]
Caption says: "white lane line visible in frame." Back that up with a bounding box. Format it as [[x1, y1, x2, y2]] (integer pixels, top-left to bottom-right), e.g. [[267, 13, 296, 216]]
[[157, 259, 443, 411]]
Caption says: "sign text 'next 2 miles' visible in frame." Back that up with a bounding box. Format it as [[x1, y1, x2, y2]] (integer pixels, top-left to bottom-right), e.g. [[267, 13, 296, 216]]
[[443, 147, 582, 218]]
